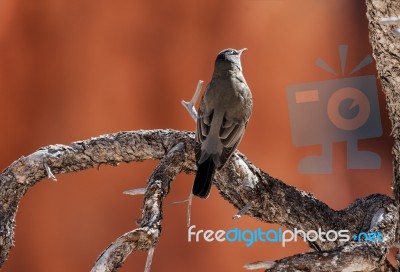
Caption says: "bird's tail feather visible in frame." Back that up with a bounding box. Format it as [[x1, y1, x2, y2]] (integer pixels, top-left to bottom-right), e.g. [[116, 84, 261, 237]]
[[192, 157, 215, 198]]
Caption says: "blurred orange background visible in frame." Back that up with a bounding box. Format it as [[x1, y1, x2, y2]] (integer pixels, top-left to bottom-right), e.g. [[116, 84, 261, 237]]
[[0, 0, 394, 271]]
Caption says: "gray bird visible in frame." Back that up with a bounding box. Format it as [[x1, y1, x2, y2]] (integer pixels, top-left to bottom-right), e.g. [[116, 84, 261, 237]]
[[192, 48, 253, 198]]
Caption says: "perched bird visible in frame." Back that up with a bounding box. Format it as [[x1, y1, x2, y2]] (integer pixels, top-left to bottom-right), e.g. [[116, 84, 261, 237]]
[[192, 48, 253, 198]]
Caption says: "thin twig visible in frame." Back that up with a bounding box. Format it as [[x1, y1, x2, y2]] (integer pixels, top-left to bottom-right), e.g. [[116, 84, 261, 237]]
[[144, 247, 155, 272], [244, 261, 276, 270], [123, 188, 146, 196], [187, 193, 193, 227], [233, 201, 252, 219], [44, 163, 57, 181], [181, 80, 203, 121]]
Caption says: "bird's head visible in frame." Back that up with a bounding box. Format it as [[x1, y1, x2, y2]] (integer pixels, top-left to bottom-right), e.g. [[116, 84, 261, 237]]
[[215, 48, 247, 67]]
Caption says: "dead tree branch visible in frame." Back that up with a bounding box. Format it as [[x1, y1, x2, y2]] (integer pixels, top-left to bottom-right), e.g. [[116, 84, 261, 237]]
[[92, 142, 187, 272], [366, 0, 400, 268], [366, 0, 400, 205], [0, 129, 397, 271]]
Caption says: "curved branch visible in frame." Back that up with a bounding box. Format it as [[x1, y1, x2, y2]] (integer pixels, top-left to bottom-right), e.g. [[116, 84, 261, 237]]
[[264, 198, 398, 271], [91, 142, 187, 272], [0, 129, 396, 271], [0, 129, 194, 268]]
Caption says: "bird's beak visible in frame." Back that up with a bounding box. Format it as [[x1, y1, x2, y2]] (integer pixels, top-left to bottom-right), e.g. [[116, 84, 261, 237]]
[[238, 48, 248, 56]]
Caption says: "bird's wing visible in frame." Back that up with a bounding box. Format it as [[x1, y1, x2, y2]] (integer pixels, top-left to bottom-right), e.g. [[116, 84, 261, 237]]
[[195, 103, 214, 163], [217, 114, 248, 169]]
